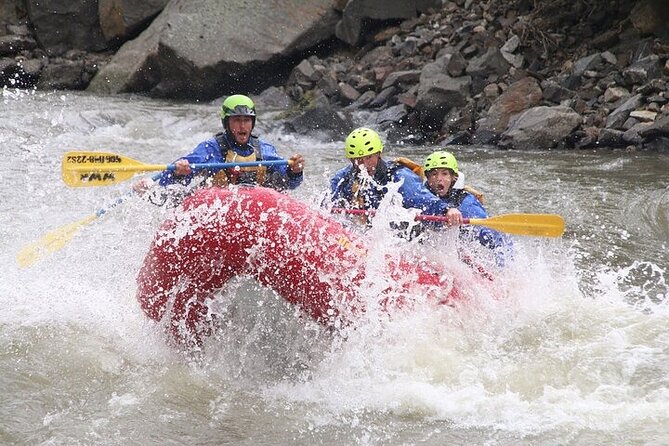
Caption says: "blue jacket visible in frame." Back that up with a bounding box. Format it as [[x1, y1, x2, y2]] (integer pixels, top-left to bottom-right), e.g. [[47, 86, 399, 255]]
[[158, 132, 302, 190], [330, 159, 449, 215], [432, 187, 513, 265]]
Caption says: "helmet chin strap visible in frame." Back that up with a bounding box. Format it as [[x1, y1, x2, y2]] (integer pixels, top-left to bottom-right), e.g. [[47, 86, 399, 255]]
[[453, 171, 465, 189]]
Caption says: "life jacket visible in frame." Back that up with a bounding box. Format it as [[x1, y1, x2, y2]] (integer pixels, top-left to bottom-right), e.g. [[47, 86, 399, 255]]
[[211, 133, 267, 187], [393, 156, 485, 204]]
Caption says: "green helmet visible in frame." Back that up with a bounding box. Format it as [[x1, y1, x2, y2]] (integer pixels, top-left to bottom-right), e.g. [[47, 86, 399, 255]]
[[424, 150, 459, 174], [220, 94, 256, 119], [344, 127, 383, 159]]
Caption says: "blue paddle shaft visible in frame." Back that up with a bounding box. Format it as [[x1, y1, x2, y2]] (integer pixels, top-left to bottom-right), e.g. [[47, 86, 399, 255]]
[[166, 159, 289, 171]]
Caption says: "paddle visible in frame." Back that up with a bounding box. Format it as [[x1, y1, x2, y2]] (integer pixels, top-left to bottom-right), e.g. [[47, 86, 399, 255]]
[[331, 208, 565, 237], [17, 202, 116, 268], [61, 151, 290, 187], [17, 169, 165, 268], [25, 149, 291, 266]]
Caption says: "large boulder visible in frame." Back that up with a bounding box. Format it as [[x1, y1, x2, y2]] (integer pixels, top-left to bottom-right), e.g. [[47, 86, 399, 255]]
[[335, 0, 442, 46], [0, 0, 25, 23], [476, 76, 543, 137], [283, 91, 354, 141], [98, 0, 169, 42], [630, 0, 669, 36], [26, 0, 108, 56], [88, 0, 338, 100], [499, 105, 583, 150], [414, 55, 471, 131]]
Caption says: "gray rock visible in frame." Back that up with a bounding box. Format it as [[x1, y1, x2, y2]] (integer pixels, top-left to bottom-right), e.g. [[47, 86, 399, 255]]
[[465, 47, 510, 77], [26, 0, 108, 55], [597, 128, 625, 147], [0, 34, 37, 56], [0, 0, 23, 23], [338, 82, 361, 104], [623, 55, 662, 86], [335, 0, 440, 46], [369, 86, 398, 109], [638, 114, 669, 138], [622, 122, 653, 145], [289, 59, 321, 89], [605, 94, 644, 129], [446, 51, 467, 77], [572, 53, 603, 77], [381, 70, 421, 90], [99, 0, 168, 42], [38, 58, 87, 90], [88, 0, 338, 99], [283, 102, 353, 141], [643, 136, 669, 152], [542, 79, 576, 104], [253, 86, 294, 111], [375, 104, 408, 126], [346, 90, 376, 109], [630, 0, 669, 36], [478, 76, 543, 135], [415, 57, 471, 130], [499, 105, 582, 150]]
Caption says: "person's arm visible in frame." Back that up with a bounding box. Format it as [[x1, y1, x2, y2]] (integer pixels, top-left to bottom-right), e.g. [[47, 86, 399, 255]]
[[395, 169, 449, 216], [286, 153, 305, 189], [328, 167, 353, 207], [459, 194, 514, 265], [158, 139, 217, 186], [259, 140, 304, 190], [458, 194, 488, 219]]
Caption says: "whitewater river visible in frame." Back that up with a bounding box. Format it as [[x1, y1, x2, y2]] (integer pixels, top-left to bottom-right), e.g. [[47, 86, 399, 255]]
[[2, 88, 668, 445]]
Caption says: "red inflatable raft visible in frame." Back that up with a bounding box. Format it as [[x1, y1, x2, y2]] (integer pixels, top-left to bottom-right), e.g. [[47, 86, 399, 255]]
[[136, 186, 464, 347]]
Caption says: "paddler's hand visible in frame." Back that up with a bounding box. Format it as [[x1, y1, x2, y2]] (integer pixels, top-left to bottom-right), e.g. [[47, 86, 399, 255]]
[[288, 154, 305, 174], [445, 208, 463, 226], [174, 159, 192, 176], [132, 177, 154, 195]]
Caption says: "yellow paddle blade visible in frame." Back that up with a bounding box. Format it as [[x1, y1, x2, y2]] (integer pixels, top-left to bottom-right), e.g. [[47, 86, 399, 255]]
[[62, 151, 167, 187], [468, 213, 565, 237], [16, 214, 98, 268]]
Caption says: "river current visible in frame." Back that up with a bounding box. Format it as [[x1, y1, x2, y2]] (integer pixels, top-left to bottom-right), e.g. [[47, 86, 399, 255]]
[[1, 88, 668, 445]]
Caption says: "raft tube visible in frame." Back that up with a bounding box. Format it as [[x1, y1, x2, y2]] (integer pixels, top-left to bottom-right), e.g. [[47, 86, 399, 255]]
[[136, 186, 463, 347]]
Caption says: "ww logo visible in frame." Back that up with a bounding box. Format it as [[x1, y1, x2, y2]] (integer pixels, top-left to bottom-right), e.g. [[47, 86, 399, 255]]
[[80, 172, 116, 183]]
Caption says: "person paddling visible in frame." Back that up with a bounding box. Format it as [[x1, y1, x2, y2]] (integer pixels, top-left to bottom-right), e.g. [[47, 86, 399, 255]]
[[423, 150, 512, 264], [136, 94, 304, 196], [329, 127, 461, 227]]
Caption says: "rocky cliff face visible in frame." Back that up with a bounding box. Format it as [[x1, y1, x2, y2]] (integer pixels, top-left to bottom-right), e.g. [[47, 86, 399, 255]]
[[2, 0, 669, 151]]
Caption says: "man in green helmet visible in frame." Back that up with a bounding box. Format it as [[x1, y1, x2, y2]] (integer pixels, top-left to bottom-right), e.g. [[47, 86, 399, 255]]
[[329, 127, 461, 226], [156, 94, 304, 190]]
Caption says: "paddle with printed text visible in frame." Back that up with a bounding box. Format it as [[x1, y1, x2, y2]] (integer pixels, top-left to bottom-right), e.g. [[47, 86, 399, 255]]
[[331, 208, 565, 237], [19, 152, 290, 267], [61, 151, 290, 187]]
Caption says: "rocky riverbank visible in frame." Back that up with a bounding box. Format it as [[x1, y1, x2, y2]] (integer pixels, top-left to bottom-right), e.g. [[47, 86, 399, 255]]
[[2, 0, 669, 151]]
